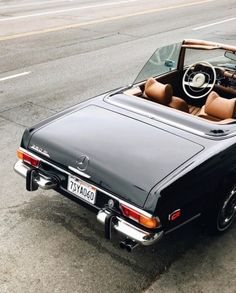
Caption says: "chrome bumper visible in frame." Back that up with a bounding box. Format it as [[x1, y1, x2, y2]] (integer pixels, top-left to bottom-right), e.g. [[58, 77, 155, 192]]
[[14, 160, 57, 190], [14, 160, 163, 247], [97, 210, 163, 246]]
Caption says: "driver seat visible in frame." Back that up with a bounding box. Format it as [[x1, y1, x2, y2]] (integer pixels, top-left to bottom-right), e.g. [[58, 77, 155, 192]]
[[198, 91, 236, 122], [144, 78, 189, 113]]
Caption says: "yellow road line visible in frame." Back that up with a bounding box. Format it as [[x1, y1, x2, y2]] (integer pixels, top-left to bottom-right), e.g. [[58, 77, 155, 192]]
[[0, 0, 216, 42]]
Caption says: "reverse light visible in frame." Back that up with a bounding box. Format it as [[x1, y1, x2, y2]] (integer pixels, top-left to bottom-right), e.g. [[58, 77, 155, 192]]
[[17, 149, 40, 167], [120, 204, 160, 229]]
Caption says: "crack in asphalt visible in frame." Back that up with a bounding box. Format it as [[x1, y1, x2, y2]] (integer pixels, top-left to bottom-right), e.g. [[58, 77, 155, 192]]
[[0, 101, 57, 127], [0, 101, 55, 114], [0, 218, 28, 238], [29, 101, 59, 112], [0, 202, 29, 211], [0, 114, 26, 127], [55, 32, 122, 49]]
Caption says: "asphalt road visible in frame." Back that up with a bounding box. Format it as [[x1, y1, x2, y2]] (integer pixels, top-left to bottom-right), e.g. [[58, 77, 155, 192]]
[[0, 0, 236, 292]]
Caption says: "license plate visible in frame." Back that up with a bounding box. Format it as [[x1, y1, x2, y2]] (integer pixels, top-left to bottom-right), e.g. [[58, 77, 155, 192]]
[[67, 175, 96, 205]]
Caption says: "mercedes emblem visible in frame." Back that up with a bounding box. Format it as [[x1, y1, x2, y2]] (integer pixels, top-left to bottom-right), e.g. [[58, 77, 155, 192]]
[[76, 155, 89, 171]]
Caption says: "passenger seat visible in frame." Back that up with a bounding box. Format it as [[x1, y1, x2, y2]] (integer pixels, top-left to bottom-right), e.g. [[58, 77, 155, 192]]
[[144, 78, 189, 113], [198, 91, 236, 122]]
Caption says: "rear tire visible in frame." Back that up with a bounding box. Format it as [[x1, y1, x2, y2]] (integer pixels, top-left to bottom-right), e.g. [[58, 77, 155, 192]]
[[207, 183, 236, 234]]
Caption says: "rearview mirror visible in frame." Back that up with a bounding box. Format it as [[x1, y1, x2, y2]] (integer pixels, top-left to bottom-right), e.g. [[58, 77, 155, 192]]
[[164, 59, 175, 70], [224, 51, 236, 61]]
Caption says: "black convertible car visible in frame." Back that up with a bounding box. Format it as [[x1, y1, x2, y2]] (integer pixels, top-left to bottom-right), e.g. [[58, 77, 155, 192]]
[[15, 39, 236, 251]]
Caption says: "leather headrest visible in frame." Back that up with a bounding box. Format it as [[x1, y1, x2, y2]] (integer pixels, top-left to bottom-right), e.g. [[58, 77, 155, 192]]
[[145, 78, 173, 105], [205, 91, 236, 120]]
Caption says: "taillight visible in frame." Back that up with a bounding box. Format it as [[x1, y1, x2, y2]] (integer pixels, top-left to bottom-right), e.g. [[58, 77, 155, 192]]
[[120, 204, 160, 229], [17, 149, 40, 167]]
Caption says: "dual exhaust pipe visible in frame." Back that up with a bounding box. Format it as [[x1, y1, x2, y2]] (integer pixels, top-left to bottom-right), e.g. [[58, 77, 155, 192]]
[[119, 238, 139, 252]]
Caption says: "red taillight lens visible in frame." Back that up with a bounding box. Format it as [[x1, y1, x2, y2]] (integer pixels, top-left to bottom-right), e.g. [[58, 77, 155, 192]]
[[121, 205, 140, 221], [120, 204, 160, 229], [17, 149, 40, 167]]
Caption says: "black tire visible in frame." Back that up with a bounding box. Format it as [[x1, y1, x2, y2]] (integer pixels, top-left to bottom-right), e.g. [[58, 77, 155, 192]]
[[207, 183, 236, 234]]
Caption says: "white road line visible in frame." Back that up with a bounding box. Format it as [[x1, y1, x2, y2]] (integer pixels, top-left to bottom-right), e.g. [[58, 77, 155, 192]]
[[0, 0, 139, 22], [0, 0, 74, 10], [0, 71, 31, 82], [193, 17, 236, 30]]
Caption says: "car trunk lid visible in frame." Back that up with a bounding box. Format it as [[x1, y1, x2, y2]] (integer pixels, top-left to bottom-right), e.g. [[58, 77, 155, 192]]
[[28, 105, 204, 207]]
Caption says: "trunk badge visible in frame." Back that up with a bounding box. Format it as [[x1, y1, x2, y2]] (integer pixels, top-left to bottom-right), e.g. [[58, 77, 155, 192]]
[[30, 144, 50, 157], [76, 155, 89, 171]]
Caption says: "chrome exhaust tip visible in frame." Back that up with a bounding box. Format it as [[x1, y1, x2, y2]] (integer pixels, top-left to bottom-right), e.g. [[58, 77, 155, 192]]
[[119, 241, 127, 250], [119, 238, 138, 252]]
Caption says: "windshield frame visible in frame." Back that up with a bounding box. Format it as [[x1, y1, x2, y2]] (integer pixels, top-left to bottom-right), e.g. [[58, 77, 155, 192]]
[[133, 39, 236, 85], [133, 42, 183, 85]]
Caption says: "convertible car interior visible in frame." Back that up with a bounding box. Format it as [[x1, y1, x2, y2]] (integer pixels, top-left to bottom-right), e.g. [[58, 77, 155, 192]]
[[14, 38, 236, 250], [121, 39, 236, 125]]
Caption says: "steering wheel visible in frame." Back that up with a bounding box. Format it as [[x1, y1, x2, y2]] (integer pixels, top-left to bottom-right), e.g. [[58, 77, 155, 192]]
[[182, 61, 216, 99]]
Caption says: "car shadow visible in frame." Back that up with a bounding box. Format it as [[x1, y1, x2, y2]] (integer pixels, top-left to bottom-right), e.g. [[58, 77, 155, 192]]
[[15, 191, 233, 292]]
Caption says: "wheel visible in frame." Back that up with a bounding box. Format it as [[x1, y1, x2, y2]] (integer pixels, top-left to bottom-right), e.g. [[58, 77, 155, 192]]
[[182, 61, 216, 99], [207, 184, 236, 234]]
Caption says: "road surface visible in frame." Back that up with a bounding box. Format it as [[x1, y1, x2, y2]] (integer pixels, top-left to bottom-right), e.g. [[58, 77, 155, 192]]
[[0, 0, 235, 292]]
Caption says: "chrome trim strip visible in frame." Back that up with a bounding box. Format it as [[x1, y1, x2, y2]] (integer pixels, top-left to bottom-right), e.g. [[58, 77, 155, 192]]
[[68, 166, 91, 179], [106, 98, 206, 137], [18, 147, 153, 218], [164, 213, 201, 234], [105, 95, 236, 140]]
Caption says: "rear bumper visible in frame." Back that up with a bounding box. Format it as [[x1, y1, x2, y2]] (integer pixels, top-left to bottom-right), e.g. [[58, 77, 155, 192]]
[[14, 159, 163, 246], [14, 160, 57, 190], [97, 210, 163, 246]]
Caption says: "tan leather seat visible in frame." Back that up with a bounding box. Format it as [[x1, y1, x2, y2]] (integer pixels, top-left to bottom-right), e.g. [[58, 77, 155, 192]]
[[198, 91, 236, 122], [144, 78, 189, 113]]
